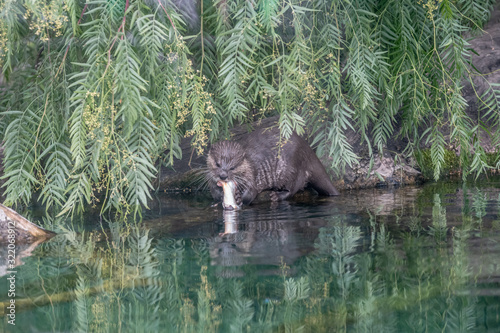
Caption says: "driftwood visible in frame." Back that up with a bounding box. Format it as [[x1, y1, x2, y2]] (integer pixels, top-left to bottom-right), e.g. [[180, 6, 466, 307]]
[[0, 204, 56, 277], [0, 203, 56, 244], [0, 146, 56, 245], [0, 278, 158, 316]]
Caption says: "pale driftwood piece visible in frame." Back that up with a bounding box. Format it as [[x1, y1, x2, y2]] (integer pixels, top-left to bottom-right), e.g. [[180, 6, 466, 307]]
[[0, 278, 159, 316], [0, 203, 56, 243]]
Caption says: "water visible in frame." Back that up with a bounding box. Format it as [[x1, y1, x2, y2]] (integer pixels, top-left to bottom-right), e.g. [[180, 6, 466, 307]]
[[1, 179, 500, 332]]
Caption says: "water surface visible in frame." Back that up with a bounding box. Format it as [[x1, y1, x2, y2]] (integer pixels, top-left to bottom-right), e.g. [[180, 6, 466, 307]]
[[1, 179, 500, 332]]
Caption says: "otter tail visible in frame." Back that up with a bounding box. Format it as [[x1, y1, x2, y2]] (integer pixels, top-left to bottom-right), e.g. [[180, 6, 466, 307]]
[[308, 162, 340, 196]]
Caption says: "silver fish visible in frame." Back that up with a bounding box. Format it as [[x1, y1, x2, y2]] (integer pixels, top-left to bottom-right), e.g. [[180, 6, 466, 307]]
[[217, 180, 241, 210]]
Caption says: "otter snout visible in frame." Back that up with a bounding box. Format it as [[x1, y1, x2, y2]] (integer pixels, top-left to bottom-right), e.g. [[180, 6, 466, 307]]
[[219, 171, 228, 180]]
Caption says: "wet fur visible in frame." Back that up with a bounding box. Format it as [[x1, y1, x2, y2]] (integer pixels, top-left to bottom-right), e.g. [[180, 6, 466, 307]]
[[207, 127, 339, 205]]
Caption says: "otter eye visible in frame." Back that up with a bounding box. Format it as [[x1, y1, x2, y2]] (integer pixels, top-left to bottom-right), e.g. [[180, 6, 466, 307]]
[[230, 167, 235, 171], [216, 162, 220, 168]]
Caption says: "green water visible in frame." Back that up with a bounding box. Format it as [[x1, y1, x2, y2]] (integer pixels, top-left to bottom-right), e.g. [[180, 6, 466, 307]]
[[1, 179, 500, 332]]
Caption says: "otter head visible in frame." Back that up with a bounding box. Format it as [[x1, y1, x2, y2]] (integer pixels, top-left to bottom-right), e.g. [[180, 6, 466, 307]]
[[207, 141, 252, 184]]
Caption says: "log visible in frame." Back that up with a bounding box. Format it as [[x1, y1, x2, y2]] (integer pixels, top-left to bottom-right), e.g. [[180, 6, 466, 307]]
[[0, 203, 56, 244]]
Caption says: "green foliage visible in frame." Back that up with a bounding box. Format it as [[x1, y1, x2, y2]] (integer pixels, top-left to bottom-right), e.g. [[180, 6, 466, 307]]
[[415, 148, 460, 179], [0, 0, 498, 214]]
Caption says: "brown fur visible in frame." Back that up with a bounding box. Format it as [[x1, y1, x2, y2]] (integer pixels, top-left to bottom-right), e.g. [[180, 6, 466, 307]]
[[207, 126, 339, 205]]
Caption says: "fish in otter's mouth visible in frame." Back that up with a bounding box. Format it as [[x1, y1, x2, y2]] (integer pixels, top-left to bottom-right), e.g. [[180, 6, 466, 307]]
[[217, 180, 241, 210]]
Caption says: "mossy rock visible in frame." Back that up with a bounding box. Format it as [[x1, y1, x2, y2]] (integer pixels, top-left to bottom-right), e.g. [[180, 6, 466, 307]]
[[415, 149, 500, 180], [415, 149, 461, 179]]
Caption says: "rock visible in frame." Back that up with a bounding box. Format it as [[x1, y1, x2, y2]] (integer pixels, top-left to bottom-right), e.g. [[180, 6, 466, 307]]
[[462, 2, 500, 153]]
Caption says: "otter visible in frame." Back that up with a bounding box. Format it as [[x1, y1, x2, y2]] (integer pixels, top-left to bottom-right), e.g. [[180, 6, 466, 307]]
[[206, 126, 339, 206]]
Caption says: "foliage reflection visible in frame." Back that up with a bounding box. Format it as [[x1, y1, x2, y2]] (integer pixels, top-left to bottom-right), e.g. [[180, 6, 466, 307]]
[[1, 183, 500, 332]]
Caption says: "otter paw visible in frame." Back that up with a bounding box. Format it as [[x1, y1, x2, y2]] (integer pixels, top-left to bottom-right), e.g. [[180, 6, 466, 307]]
[[235, 189, 243, 206], [270, 191, 291, 202]]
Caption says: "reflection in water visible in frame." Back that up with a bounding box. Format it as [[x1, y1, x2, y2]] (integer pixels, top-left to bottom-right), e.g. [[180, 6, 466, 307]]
[[1, 181, 500, 332], [222, 210, 238, 235]]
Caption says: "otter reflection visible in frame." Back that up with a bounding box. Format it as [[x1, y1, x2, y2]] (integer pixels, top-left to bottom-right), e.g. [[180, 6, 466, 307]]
[[208, 203, 328, 276]]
